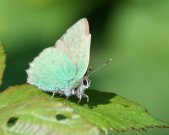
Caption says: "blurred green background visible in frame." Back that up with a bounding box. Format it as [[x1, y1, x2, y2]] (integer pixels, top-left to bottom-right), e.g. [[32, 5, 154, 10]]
[[0, 0, 169, 134]]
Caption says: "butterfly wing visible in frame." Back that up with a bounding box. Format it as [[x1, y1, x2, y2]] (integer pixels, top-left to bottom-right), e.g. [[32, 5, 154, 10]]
[[27, 47, 77, 91], [26, 18, 91, 91], [55, 18, 91, 81]]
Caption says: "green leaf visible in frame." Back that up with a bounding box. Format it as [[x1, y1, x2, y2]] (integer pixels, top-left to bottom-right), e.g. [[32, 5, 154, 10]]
[[0, 84, 168, 135], [0, 42, 6, 86]]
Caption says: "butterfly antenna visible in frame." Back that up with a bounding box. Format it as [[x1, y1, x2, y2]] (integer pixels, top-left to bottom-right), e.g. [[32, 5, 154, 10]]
[[87, 58, 112, 77], [85, 66, 92, 76]]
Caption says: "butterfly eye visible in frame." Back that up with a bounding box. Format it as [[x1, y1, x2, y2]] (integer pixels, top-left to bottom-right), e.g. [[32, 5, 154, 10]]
[[83, 79, 88, 86]]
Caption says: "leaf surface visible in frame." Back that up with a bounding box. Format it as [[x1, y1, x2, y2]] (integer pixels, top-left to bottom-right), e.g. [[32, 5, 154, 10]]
[[0, 84, 168, 135]]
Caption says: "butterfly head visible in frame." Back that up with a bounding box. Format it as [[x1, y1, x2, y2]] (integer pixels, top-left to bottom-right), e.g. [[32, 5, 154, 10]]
[[75, 76, 91, 102], [82, 76, 91, 89]]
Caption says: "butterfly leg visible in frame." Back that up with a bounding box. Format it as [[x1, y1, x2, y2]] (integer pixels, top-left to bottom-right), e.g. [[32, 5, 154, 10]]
[[66, 94, 73, 99], [57, 93, 64, 97], [83, 94, 89, 102], [77, 94, 89, 103], [51, 92, 55, 99], [55, 90, 64, 97], [78, 95, 82, 104]]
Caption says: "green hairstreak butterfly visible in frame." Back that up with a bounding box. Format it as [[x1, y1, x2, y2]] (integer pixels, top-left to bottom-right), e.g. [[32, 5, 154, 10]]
[[26, 18, 111, 103]]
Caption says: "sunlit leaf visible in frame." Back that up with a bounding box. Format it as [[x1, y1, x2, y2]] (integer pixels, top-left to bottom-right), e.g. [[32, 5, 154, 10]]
[[0, 84, 168, 135]]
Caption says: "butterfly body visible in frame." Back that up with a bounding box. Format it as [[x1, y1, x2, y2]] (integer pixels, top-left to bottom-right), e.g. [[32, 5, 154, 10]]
[[26, 18, 91, 102]]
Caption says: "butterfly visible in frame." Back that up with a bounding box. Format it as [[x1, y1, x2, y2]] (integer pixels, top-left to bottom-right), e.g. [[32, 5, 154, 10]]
[[26, 18, 92, 103], [26, 18, 111, 103]]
